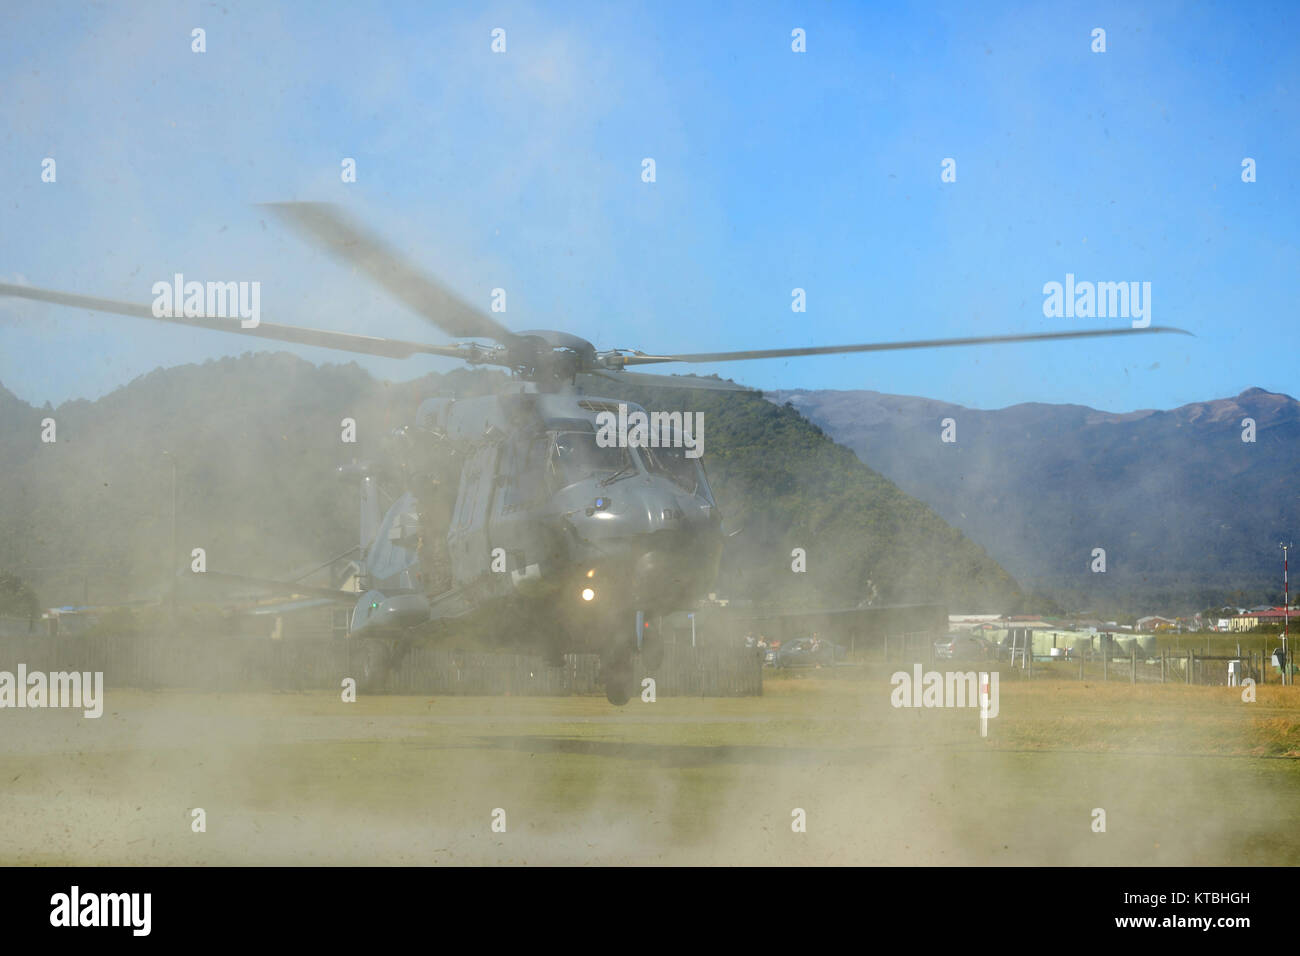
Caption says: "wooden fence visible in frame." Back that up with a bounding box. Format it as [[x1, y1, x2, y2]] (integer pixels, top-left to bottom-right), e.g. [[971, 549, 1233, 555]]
[[0, 634, 762, 697]]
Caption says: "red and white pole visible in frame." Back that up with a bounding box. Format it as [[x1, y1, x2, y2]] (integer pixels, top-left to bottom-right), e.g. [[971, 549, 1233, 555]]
[[1285, 544, 1291, 686]]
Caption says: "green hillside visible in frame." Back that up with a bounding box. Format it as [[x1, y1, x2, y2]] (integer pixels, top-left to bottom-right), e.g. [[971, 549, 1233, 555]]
[[0, 355, 1023, 613], [598, 377, 1024, 611]]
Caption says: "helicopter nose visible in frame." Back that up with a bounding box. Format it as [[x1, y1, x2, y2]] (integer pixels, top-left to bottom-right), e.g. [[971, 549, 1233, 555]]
[[627, 493, 723, 606], [631, 548, 697, 604], [637, 479, 711, 531]]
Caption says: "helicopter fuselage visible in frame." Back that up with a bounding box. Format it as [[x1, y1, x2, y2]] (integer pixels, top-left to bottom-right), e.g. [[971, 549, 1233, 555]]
[[352, 387, 723, 652]]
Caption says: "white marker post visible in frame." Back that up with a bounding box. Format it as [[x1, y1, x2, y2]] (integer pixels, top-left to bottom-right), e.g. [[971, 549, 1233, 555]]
[[979, 671, 990, 738]]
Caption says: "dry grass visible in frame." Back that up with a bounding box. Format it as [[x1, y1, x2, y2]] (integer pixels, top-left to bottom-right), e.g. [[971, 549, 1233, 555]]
[[0, 676, 1296, 865]]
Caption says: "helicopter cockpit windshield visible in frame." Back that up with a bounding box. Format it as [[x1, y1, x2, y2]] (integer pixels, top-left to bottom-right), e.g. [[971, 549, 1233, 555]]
[[640, 438, 705, 497], [548, 425, 632, 487]]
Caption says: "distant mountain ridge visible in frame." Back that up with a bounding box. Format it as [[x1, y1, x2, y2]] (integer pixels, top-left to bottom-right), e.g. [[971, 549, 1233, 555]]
[[766, 386, 1299, 613]]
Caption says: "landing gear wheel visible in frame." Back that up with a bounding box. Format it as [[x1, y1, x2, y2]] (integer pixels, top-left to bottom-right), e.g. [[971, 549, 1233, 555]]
[[357, 638, 391, 693], [602, 638, 635, 706], [604, 665, 634, 705]]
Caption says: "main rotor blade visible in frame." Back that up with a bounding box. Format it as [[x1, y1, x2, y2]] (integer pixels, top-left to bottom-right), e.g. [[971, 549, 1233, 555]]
[[582, 369, 757, 392], [620, 325, 1193, 366], [0, 282, 473, 360], [263, 202, 517, 344]]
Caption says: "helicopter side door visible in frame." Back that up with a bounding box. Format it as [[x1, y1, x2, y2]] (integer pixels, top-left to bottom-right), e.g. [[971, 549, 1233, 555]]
[[447, 441, 503, 591], [490, 431, 563, 596]]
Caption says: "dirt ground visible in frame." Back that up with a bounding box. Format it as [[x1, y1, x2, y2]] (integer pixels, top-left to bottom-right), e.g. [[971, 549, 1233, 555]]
[[2, 677, 1297, 865]]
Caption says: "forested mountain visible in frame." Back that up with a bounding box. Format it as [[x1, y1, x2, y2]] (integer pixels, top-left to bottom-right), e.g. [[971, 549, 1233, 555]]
[[0, 354, 1024, 614], [767, 386, 1300, 614]]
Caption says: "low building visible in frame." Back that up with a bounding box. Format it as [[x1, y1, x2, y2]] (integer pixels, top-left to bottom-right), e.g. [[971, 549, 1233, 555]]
[[1137, 615, 1178, 631], [666, 602, 947, 658], [1231, 607, 1297, 632], [987, 625, 1159, 659], [947, 614, 1002, 632]]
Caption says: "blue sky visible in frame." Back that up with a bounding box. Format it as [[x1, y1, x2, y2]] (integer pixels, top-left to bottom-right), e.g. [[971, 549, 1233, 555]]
[[1, 0, 1296, 412]]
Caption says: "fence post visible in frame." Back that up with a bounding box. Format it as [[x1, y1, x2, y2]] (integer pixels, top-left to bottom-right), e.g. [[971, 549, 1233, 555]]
[[1188, 651, 1194, 685], [1131, 646, 1136, 685], [1079, 648, 1085, 681], [1160, 650, 1165, 683], [1103, 648, 1108, 681]]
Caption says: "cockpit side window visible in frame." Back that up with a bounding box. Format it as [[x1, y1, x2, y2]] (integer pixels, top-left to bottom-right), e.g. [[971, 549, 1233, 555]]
[[546, 425, 632, 489]]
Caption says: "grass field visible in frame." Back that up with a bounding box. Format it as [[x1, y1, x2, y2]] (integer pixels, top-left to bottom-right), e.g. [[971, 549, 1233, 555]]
[[2, 675, 1298, 865]]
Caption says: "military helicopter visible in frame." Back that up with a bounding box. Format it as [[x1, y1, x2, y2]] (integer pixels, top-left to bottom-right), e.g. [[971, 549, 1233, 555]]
[[0, 203, 1188, 703]]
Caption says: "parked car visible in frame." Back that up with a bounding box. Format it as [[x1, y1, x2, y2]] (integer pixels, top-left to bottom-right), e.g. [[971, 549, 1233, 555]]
[[933, 633, 1000, 661], [775, 637, 845, 668]]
